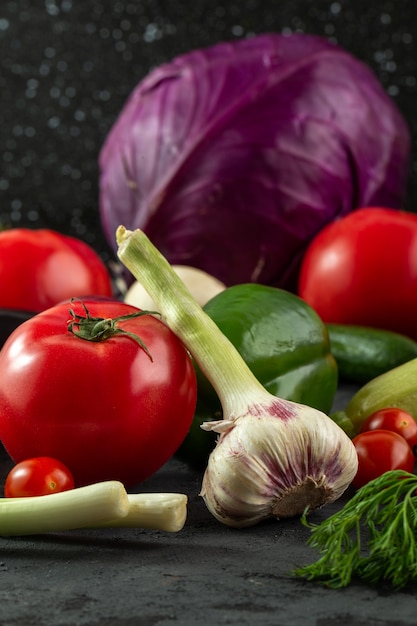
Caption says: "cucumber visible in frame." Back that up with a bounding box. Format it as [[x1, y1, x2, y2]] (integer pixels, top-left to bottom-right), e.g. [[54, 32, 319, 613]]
[[326, 324, 417, 384]]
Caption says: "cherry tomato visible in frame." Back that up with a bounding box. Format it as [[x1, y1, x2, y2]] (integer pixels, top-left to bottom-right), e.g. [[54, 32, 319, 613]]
[[360, 407, 417, 453], [4, 457, 75, 498], [0, 298, 197, 487], [352, 429, 415, 489], [298, 207, 417, 340], [0, 228, 113, 312]]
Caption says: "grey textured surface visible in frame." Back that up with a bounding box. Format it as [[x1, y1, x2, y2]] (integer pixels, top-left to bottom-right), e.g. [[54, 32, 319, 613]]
[[0, 385, 416, 626]]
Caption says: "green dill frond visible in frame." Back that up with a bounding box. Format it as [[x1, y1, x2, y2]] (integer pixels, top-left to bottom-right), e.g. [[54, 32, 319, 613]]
[[294, 470, 417, 589]]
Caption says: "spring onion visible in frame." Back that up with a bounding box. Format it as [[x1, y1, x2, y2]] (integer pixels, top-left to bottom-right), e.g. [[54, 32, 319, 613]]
[[116, 226, 358, 528], [0, 481, 188, 536]]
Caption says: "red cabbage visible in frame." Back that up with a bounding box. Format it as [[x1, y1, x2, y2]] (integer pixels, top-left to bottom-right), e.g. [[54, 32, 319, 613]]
[[99, 33, 410, 290]]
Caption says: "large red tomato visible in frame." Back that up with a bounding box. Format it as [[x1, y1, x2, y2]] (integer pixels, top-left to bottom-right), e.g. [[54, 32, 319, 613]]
[[0, 228, 113, 311], [298, 208, 417, 340], [0, 299, 197, 487]]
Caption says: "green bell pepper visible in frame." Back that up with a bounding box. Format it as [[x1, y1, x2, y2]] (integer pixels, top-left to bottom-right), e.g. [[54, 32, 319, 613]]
[[176, 283, 338, 469]]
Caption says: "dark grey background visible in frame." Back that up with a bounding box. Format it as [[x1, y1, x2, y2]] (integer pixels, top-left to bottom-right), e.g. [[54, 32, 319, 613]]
[[1, 0, 416, 264]]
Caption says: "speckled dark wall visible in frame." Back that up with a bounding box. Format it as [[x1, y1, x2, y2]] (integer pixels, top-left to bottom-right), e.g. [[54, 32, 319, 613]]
[[1, 0, 416, 262]]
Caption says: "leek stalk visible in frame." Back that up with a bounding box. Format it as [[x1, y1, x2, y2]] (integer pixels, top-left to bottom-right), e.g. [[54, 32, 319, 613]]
[[116, 226, 358, 528]]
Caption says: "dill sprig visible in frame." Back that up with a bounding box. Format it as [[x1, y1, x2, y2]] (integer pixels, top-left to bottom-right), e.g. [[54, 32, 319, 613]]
[[294, 470, 417, 589]]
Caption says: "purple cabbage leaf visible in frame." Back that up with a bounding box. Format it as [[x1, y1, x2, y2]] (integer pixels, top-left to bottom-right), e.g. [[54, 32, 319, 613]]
[[99, 33, 411, 291]]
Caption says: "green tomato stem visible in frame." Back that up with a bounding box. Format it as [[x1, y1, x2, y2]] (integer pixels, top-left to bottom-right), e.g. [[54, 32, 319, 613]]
[[116, 226, 267, 412], [67, 299, 156, 360]]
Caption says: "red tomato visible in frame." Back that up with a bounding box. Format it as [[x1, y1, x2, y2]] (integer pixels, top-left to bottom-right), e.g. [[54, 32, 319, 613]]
[[352, 429, 415, 489], [4, 457, 75, 497], [0, 228, 113, 312], [0, 299, 197, 487], [298, 207, 417, 340], [360, 407, 417, 452]]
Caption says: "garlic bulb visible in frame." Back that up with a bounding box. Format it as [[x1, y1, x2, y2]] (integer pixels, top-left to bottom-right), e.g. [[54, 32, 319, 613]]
[[116, 226, 358, 528], [200, 400, 358, 528], [124, 265, 226, 310]]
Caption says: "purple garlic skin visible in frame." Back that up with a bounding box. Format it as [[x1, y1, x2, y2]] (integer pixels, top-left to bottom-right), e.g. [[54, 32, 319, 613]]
[[200, 399, 358, 528]]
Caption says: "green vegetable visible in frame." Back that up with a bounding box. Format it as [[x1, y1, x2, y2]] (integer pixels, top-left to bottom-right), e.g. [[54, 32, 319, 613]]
[[177, 284, 338, 468], [326, 323, 417, 384], [116, 226, 357, 528], [336, 357, 417, 434], [328, 410, 356, 439], [295, 470, 417, 589], [203, 285, 338, 409], [0, 481, 188, 536]]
